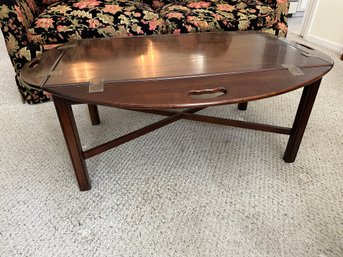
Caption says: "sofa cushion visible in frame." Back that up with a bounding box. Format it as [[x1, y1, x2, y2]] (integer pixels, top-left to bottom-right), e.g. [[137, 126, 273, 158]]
[[27, 0, 166, 45], [142, 0, 259, 10], [159, 0, 276, 33]]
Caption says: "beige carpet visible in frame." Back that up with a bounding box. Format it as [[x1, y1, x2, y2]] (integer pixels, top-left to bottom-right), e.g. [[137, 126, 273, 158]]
[[0, 32, 342, 257]]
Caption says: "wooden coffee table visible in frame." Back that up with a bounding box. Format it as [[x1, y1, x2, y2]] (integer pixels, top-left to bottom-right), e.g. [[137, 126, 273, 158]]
[[21, 32, 333, 191]]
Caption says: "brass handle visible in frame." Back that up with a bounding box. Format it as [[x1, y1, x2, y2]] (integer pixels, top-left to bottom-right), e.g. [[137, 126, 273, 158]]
[[188, 87, 227, 99]]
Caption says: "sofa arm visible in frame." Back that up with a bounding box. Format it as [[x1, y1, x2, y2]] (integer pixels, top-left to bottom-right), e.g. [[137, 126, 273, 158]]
[[0, 0, 40, 72]]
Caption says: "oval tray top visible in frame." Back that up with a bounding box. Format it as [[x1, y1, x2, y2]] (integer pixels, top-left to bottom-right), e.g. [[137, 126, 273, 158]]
[[21, 32, 333, 109]]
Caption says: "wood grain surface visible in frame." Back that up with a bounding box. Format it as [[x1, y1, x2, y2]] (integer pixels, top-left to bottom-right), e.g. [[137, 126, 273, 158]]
[[21, 32, 333, 109]]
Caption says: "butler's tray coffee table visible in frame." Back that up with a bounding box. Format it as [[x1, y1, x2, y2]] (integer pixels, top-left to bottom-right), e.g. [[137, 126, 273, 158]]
[[21, 32, 333, 191]]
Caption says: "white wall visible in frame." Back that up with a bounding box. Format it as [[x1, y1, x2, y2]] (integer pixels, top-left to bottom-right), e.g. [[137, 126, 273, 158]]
[[298, 0, 308, 11], [304, 0, 343, 53]]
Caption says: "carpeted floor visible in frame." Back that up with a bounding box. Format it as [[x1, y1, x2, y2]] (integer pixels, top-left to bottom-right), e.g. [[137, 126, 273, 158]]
[[0, 32, 342, 257]]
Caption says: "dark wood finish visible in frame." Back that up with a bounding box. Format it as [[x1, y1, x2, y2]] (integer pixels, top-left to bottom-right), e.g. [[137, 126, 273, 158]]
[[341, 53, 343, 61], [283, 79, 321, 162], [42, 66, 331, 109], [83, 105, 290, 159], [167, 112, 291, 135], [83, 108, 203, 159], [238, 102, 248, 110], [88, 104, 100, 125], [21, 32, 332, 110], [20, 32, 334, 190], [53, 96, 91, 191], [133, 109, 291, 135]]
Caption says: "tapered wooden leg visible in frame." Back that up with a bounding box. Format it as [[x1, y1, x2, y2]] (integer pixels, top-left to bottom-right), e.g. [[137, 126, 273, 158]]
[[88, 104, 100, 125], [238, 102, 248, 110], [283, 79, 321, 163], [53, 96, 91, 191]]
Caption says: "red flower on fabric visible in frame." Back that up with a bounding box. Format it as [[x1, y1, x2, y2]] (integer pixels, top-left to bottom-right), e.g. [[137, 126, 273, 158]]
[[278, 22, 288, 32], [166, 12, 184, 19], [149, 18, 158, 31], [73, 0, 101, 9], [88, 19, 100, 28], [57, 25, 68, 32], [14, 6, 24, 23], [103, 5, 122, 14], [217, 4, 235, 12], [36, 18, 54, 28], [187, 2, 211, 9]]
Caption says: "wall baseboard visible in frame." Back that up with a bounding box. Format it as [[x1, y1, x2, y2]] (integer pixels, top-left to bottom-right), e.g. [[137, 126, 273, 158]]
[[304, 34, 343, 54]]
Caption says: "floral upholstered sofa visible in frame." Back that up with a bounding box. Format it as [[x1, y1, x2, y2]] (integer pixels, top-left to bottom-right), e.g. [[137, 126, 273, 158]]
[[0, 0, 288, 104]]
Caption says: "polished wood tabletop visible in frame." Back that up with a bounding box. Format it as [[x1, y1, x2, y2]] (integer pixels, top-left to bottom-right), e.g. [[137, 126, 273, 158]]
[[21, 32, 333, 109], [20, 32, 334, 190]]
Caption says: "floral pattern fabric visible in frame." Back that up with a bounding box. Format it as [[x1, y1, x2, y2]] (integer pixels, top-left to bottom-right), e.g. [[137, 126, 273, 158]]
[[41, 0, 60, 4], [28, 0, 166, 45], [160, 0, 285, 35], [0, 0, 51, 103], [0, 0, 288, 104]]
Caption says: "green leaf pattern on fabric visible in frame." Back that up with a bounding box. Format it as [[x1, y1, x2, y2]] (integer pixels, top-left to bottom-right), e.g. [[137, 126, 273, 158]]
[[28, 0, 166, 45], [0, 5, 10, 19], [160, 0, 285, 34]]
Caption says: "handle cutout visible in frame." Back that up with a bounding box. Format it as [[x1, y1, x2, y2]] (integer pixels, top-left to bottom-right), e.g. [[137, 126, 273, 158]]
[[28, 59, 41, 69], [188, 87, 227, 99]]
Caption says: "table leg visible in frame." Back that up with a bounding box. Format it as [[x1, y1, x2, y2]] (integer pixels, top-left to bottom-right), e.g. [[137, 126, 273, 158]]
[[283, 79, 321, 163], [53, 96, 91, 191], [88, 104, 100, 125], [238, 102, 248, 110]]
